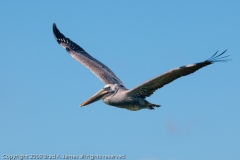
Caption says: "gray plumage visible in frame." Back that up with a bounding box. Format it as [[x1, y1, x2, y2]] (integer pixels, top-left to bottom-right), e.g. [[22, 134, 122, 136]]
[[53, 23, 229, 111], [53, 24, 122, 85]]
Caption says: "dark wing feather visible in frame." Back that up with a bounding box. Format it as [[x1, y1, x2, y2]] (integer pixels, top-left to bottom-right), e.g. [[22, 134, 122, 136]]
[[53, 23, 123, 85], [126, 50, 229, 98]]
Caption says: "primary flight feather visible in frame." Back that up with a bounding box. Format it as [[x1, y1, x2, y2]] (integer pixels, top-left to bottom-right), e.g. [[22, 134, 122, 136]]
[[53, 23, 229, 111]]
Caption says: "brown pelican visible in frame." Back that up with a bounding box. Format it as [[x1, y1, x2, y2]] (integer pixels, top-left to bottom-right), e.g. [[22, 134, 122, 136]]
[[53, 23, 229, 111]]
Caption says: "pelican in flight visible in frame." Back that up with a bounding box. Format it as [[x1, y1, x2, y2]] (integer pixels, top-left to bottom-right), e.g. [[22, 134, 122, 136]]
[[53, 23, 229, 111]]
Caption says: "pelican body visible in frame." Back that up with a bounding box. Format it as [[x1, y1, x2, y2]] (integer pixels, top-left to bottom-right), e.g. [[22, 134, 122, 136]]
[[81, 84, 160, 111], [53, 23, 229, 111]]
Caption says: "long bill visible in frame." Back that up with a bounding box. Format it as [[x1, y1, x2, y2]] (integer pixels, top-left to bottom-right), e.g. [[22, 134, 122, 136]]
[[80, 88, 109, 107]]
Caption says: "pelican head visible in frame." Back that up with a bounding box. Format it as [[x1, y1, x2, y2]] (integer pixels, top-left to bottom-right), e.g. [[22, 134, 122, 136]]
[[80, 84, 119, 107]]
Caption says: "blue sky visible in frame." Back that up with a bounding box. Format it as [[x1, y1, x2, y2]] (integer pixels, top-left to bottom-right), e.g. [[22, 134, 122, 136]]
[[1, 1, 240, 160]]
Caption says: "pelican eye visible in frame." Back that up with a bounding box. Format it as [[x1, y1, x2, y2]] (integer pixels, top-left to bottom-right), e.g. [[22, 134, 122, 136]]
[[105, 86, 111, 90]]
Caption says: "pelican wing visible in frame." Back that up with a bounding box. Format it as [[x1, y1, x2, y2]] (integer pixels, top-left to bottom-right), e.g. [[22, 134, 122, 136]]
[[53, 23, 123, 85], [126, 50, 229, 98]]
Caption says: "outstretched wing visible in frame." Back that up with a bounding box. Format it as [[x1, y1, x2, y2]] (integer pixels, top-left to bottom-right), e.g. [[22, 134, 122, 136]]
[[53, 23, 123, 85], [126, 50, 229, 98]]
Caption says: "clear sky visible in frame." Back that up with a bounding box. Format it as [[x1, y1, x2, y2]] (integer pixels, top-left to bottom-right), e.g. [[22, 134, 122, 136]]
[[1, 1, 240, 160]]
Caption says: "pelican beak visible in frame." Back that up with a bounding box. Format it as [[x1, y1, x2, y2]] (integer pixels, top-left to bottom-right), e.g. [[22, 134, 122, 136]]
[[80, 88, 109, 107]]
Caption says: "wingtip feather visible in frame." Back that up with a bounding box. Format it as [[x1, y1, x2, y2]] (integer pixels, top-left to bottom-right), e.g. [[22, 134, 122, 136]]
[[52, 23, 66, 44], [208, 49, 230, 63]]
